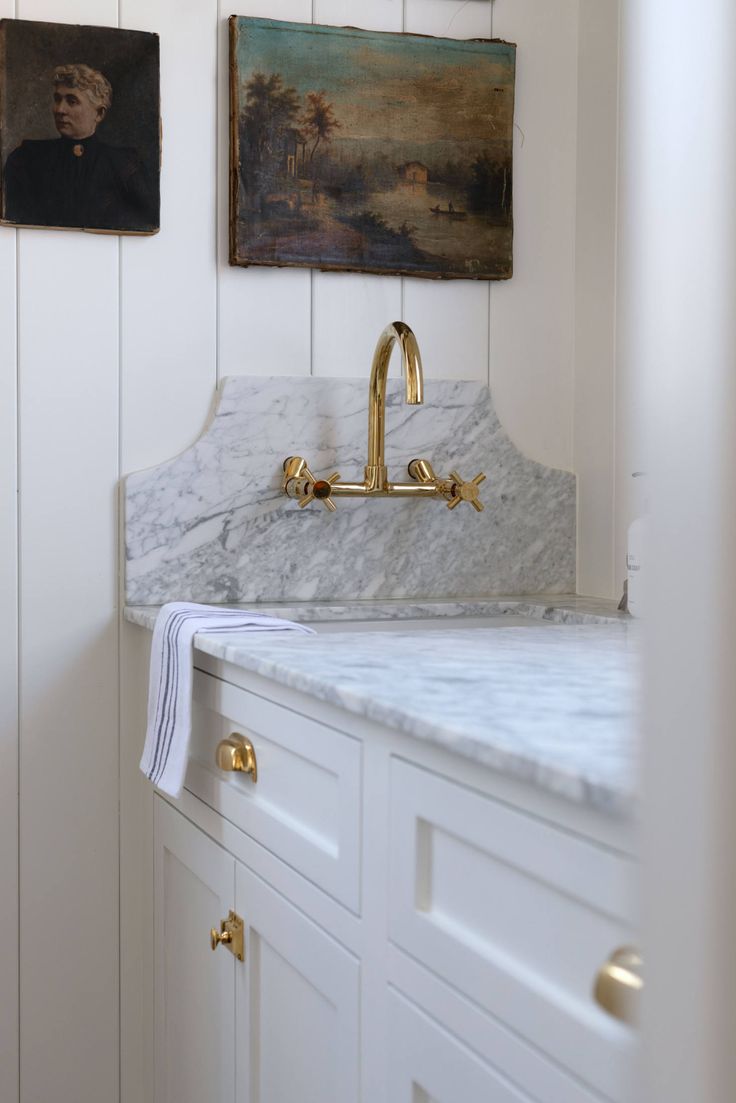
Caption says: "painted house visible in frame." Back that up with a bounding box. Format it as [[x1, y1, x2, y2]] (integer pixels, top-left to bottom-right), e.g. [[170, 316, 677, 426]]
[[399, 160, 429, 183]]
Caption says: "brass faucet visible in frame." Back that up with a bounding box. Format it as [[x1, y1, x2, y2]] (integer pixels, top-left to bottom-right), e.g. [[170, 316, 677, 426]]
[[282, 321, 485, 512]]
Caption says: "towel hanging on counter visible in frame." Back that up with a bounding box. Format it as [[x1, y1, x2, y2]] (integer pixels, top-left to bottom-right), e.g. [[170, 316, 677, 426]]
[[140, 601, 314, 797]]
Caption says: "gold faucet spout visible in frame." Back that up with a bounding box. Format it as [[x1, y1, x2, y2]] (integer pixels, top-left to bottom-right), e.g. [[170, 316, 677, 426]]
[[281, 320, 486, 512], [366, 321, 424, 491]]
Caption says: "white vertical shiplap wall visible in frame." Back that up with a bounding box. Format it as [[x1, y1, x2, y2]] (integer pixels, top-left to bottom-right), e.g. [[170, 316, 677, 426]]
[[0, 6, 18, 1103], [575, 0, 619, 598], [403, 1, 492, 380], [118, 4, 219, 1103], [311, 0, 403, 376], [16, 1, 120, 1102], [217, 0, 313, 379], [493, 0, 578, 469], [0, 2, 619, 1100]]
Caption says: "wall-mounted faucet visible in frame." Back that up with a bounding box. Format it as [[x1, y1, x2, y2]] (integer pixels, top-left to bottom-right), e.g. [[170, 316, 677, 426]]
[[282, 321, 486, 512]]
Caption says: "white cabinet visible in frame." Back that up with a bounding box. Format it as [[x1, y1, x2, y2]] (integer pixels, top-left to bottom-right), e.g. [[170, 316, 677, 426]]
[[154, 796, 360, 1103], [388, 759, 636, 1102], [386, 989, 600, 1103], [189, 669, 362, 910], [235, 861, 360, 1103], [150, 662, 638, 1103], [154, 798, 235, 1103]]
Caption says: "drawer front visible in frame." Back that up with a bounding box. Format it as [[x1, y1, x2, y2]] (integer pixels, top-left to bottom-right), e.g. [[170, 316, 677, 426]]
[[388, 759, 638, 1102], [387, 988, 599, 1103], [187, 670, 361, 912]]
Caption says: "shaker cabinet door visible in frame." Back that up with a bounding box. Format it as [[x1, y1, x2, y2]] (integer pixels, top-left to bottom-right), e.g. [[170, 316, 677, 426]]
[[386, 988, 600, 1103], [154, 796, 236, 1103], [235, 859, 360, 1103]]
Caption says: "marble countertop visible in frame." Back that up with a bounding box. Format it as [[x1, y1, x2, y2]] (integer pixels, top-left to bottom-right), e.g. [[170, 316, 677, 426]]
[[125, 597, 638, 817]]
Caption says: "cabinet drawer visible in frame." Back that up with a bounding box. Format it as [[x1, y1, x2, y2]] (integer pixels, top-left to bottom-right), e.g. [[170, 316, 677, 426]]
[[388, 759, 637, 1102], [186, 669, 361, 912], [387, 988, 599, 1103]]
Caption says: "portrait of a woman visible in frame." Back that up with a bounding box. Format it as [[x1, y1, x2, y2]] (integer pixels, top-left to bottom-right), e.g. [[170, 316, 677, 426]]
[[0, 20, 160, 234]]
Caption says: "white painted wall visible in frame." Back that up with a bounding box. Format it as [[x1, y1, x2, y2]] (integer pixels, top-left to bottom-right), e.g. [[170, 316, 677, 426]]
[[575, 0, 619, 598], [0, 2, 619, 1100]]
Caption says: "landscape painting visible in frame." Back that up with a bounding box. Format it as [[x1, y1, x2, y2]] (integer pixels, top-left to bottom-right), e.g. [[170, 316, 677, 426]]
[[229, 17, 516, 280]]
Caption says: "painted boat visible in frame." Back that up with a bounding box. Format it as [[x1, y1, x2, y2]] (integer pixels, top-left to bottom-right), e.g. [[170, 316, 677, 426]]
[[428, 205, 468, 220]]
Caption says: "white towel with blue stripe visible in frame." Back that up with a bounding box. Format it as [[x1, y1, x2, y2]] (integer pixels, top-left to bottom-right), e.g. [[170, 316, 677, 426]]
[[140, 602, 315, 797]]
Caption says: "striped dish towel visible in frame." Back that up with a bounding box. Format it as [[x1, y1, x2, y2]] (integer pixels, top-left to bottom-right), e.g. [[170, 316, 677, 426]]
[[140, 602, 315, 797]]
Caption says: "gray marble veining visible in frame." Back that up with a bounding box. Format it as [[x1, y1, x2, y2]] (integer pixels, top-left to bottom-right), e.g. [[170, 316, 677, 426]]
[[124, 377, 576, 604], [125, 604, 637, 816]]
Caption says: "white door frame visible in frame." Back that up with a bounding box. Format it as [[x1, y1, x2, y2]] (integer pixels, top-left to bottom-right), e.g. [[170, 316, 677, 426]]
[[619, 2, 736, 1100]]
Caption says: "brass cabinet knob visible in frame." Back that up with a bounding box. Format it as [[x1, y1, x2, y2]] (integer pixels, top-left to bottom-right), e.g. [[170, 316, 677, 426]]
[[594, 946, 643, 1025], [210, 927, 232, 951], [447, 470, 486, 512], [215, 734, 257, 782], [209, 910, 245, 961]]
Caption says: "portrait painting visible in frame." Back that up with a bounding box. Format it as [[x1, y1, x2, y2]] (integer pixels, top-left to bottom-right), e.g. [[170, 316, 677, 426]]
[[0, 19, 160, 235], [229, 17, 515, 280]]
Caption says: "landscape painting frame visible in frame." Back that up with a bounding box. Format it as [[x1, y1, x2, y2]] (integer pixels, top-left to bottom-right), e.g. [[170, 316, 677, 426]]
[[229, 16, 516, 281]]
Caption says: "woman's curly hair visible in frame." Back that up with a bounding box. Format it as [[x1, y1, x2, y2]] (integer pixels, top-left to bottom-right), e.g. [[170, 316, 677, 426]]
[[52, 64, 112, 111]]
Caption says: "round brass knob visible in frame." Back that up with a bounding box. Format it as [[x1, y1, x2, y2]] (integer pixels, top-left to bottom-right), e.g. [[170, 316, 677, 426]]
[[594, 946, 643, 1025], [210, 927, 232, 952]]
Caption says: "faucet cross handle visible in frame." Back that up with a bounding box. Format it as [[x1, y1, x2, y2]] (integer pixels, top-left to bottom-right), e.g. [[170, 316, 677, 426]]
[[283, 456, 340, 511], [447, 471, 486, 512], [299, 470, 340, 512]]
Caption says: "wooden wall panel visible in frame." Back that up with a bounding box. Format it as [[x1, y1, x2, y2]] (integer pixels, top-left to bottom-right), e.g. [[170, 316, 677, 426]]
[[402, 0, 492, 382], [120, 622, 154, 1103], [574, 0, 619, 598], [0, 5, 18, 1100], [0, 258, 18, 1103], [18, 244, 120, 1100], [311, 0, 403, 379], [491, 0, 578, 470], [118, 2, 219, 1098], [16, 4, 120, 1101], [312, 269, 403, 378], [217, 0, 313, 379], [120, 0, 219, 474]]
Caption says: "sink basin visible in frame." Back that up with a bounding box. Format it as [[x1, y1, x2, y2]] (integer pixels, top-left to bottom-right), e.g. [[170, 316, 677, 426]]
[[310, 613, 551, 633], [243, 599, 625, 633], [124, 597, 626, 636]]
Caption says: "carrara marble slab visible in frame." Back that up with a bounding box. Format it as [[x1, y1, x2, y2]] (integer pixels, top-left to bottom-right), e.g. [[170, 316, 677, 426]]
[[124, 377, 576, 604]]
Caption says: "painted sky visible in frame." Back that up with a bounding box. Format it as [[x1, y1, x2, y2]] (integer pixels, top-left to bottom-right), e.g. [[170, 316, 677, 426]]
[[234, 17, 515, 146]]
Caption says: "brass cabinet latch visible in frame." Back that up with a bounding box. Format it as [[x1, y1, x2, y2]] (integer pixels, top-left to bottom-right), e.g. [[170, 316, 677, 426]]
[[210, 910, 245, 961], [215, 734, 257, 782], [594, 946, 643, 1025]]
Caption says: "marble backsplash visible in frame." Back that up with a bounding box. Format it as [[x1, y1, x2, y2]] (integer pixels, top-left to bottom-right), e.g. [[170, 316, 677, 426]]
[[123, 376, 576, 604]]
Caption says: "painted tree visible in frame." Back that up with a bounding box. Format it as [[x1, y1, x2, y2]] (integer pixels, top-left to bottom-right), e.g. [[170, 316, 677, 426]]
[[299, 91, 340, 164], [242, 72, 300, 166], [467, 151, 511, 217]]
